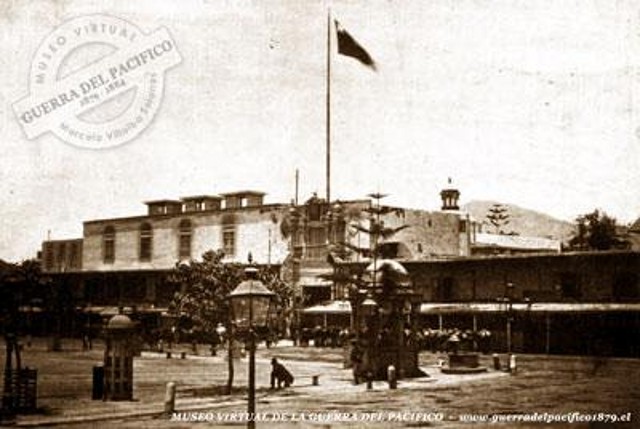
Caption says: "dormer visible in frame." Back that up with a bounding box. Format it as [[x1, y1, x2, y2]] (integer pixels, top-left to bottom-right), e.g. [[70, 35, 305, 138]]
[[182, 195, 223, 212], [145, 200, 183, 216], [221, 191, 266, 209]]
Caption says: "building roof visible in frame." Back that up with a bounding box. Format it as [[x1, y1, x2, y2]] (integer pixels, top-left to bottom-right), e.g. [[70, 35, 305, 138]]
[[83, 202, 290, 225], [630, 217, 640, 233], [143, 199, 182, 205], [219, 190, 266, 196], [301, 300, 640, 314], [181, 195, 223, 201], [420, 302, 640, 314], [474, 233, 561, 251]]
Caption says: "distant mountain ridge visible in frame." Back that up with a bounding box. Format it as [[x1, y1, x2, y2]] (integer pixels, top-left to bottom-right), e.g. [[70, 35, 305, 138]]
[[463, 200, 575, 242]]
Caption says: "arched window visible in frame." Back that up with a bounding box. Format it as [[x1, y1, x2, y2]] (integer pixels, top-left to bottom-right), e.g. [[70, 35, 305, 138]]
[[103, 226, 116, 263], [140, 223, 153, 261], [178, 219, 192, 259]]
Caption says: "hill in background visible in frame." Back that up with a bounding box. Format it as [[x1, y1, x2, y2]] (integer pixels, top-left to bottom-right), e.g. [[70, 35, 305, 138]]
[[463, 200, 575, 242]]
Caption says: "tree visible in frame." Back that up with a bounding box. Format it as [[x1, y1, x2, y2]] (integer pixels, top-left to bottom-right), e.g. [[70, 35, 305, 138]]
[[0, 259, 49, 414], [167, 249, 293, 394], [339, 193, 409, 261], [327, 194, 423, 379], [485, 203, 510, 234], [569, 209, 621, 251]]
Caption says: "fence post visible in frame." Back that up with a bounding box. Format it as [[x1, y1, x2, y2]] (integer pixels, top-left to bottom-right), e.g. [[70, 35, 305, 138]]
[[164, 382, 176, 415]]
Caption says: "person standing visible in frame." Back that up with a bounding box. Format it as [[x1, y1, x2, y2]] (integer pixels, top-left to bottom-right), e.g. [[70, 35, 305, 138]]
[[350, 341, 364, 385]]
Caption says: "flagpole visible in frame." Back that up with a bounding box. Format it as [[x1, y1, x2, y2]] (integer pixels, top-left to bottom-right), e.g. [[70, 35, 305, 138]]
[[326, 7, 331, 203]]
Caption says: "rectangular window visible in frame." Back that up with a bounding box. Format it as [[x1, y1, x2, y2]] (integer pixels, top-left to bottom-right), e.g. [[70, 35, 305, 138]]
[[45, 244, 54, 271], [104, 240, 115, 264], [559, 272, 581, 299], [69, 242, 78, 269], [140, 236, 152, 261], [103, 226, 116, 264], [56, 243, 66, 269], [178, 220, 192, 259], [436, 277, 455, 302], [223, 228, 235, 256], [178, 235, 191, 259]]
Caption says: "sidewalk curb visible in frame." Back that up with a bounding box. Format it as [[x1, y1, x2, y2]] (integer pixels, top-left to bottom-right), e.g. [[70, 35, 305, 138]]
[[14, 389, 304, 427], [14, 398, 249, 427]]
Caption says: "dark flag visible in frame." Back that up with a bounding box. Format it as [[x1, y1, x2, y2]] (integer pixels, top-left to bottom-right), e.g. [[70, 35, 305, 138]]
[[335, 20, 376, 70]]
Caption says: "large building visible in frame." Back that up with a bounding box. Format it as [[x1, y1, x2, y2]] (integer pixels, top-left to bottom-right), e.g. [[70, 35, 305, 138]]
[[38, 185, 639, 357], [40, 188, 474, 311], [331, 250, 640, 357]]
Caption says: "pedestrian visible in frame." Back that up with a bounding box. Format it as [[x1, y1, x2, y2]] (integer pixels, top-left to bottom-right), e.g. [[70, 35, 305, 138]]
[[350, 341, 364, 385], [447, 332, 461, 354], [270, 358, 294, 389]]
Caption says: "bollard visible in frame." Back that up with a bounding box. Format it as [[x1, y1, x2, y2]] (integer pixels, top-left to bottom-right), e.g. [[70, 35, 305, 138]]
[[312, 375, 319, 386], [387, 365, 397, 390], [164, 382, 176, 415], [92, 365, 104, 400], [509, 354, 517, 374], [180, 352, 186, 360], [166, 352, 172, 359], [492, 353, 501, 370], [366, 372, 373, 390]]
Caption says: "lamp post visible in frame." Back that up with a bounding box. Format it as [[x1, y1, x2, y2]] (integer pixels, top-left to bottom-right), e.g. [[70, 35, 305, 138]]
[[228, 267, 276, 429], [498, 282, 515, 354]]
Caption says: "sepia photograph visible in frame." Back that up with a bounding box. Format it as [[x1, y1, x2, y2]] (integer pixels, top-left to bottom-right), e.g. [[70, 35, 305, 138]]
[[1, 0, 639, 427]]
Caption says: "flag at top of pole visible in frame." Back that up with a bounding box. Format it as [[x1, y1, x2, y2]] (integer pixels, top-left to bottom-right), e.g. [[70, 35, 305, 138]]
[[334, 20, 377, 71], [324, 14, 377, 204]]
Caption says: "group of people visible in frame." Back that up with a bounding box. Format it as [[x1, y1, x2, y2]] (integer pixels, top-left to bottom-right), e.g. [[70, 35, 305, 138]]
[[418, 328, 493, 354], [298, 325, 494, 356], [299, 326, 351, 348]]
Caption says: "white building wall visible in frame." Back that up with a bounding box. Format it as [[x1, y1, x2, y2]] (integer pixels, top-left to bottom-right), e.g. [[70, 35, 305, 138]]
[[82, 205, 290, 271]]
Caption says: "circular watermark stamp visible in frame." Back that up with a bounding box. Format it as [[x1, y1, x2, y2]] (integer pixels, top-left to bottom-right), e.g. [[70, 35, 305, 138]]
[[13, 14, 181, 149]]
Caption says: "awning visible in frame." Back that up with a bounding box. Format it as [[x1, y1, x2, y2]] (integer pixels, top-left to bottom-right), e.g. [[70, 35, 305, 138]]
[[420, 302, 640, 314], [80, 306, 168, 315], [18, 306, 44, 313], [302, 300, 352, 315]]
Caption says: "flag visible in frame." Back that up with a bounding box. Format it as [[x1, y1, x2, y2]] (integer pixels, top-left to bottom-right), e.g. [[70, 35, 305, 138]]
[[334, 20, 376, 70]]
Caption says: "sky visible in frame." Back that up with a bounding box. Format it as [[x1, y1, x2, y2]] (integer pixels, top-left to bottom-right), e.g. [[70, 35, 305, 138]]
[[1, 0, 639, 262]]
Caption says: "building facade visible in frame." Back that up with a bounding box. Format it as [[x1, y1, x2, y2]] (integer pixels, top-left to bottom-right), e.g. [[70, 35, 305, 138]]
[[82, 191, 290, 271], [36, 185, 640, 357], [334, 250, 640, 356], [42, 189, 473, 309]]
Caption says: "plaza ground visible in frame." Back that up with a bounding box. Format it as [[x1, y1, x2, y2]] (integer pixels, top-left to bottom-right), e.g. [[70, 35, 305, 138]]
[[1, 338, 638, 428]]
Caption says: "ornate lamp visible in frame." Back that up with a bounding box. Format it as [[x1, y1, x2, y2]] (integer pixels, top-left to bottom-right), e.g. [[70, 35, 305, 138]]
[[228, 267, 276, 429], [360, 295, 378, 318]]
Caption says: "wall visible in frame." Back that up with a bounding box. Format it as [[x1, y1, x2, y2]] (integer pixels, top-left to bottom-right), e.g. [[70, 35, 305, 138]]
[[42, 239, 83, 273], [379, 208, 469, 260], [82, 205, 290, 271], [404, 251, 640, 303]]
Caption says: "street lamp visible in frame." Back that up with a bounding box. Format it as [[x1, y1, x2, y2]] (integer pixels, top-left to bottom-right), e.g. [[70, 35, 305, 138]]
[[228, 267, 276, 429], [361, 295, 378, 318], [498, 282, 515, 354]]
